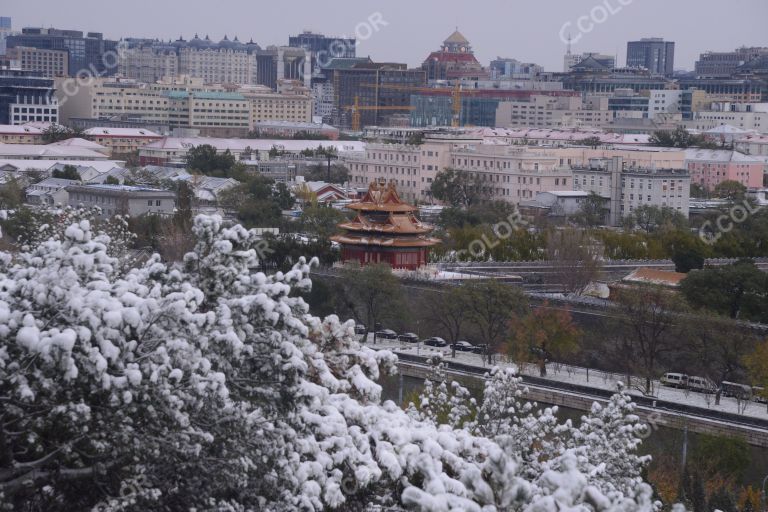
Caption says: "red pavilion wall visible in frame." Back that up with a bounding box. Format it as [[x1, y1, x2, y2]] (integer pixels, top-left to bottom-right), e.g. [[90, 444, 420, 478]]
[[341, 246, 428, 270]]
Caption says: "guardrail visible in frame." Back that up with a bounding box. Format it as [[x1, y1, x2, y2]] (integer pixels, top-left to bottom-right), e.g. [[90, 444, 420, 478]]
[[395, 352, 768, 431]]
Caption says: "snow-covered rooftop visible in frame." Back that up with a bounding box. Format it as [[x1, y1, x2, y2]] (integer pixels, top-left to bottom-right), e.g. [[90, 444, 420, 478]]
[[0, 143, 109, 160], [684, 148, 765, 164], [84, 127, 163, 138], [142, 137, 365, 153]]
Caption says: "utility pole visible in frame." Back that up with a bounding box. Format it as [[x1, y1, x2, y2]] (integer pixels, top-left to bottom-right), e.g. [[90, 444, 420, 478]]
[[681, 423, 688, 476]]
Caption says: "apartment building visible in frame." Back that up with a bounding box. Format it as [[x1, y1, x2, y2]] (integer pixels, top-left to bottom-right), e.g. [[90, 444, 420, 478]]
[[7, 27, 118, 77], [345, 133, 481, 202], [66, 184, 176, 218], [83, 127, 163, 154], [684, 148, 764, 191], [687, 109, 768, 134], [572, 156, 690, 225], [448, 144, 572, 202], [56, 76, 312, 135], [167, 91, 250, 137], [346, 133, 574, 204], [119, 36, 259, 85], [495, 94, 613, 129], [4, 46, 69, 77], [0, 124, 45, 144], [238, 84, 312, 124], [118, 44, 179, 83], [1, 70, 58, 125]]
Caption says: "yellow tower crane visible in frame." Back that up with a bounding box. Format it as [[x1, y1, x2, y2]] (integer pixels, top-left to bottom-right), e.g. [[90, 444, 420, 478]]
[[343, 96, 416, 132], [356, 82, 478, 128]]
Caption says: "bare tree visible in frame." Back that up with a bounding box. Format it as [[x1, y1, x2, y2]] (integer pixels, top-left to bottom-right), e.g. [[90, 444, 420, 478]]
[[426, 284, 472, 358], [613, 284, 686, 394], [684, 316, 757, 406], [466, 280, 527, 364], [545, 228, 602, 295], [338, 263, 405, 344]]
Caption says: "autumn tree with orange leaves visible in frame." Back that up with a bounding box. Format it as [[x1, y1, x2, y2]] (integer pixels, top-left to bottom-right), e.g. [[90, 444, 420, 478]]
[[509, 302, 581, 377]]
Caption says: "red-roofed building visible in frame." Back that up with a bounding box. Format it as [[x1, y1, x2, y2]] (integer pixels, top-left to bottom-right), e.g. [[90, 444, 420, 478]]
[[332, 180, 440, 270], [421, 29, 487, 81]]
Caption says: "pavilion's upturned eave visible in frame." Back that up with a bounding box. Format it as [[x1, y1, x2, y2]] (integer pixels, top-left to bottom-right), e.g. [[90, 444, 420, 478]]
[[337, 222, 432, 235], [345, 202, 418, 213], [330, 234, 441, 248]]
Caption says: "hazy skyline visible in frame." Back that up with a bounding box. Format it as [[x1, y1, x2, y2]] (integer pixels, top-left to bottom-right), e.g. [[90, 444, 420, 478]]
[[5, 0, 767, 72]]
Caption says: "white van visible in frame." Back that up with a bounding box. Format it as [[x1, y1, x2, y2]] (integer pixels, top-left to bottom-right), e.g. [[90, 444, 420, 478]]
[[661, 373, 687, 389], [687, 376, 716, 394]]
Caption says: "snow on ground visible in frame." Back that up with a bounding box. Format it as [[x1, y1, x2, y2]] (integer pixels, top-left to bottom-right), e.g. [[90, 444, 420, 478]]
[[365, 336, 768, 421]]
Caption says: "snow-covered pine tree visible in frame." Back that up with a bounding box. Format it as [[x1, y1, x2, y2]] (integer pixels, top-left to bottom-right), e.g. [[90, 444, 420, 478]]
[[476, 366, 571, 481], [406, 355, 475, 429], [0, 211, 666, 511], [566, 384, 653, 501]]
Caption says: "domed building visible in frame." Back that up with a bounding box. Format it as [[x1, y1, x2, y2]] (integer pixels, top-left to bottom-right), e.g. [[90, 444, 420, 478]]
[[331, 181, 440, 270], [421, 29, 488, 81]]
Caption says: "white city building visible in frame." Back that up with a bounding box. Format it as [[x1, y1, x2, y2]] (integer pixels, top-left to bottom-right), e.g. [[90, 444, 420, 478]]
[[572, 156, 690, 225]]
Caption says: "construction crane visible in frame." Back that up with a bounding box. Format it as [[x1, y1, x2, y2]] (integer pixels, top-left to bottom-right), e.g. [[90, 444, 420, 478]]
[[359, 82, 479, 128], [342, 96, 415, 132]]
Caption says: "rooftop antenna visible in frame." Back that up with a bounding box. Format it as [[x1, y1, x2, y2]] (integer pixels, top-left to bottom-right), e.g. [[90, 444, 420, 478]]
[[567, 33, 572, 55]]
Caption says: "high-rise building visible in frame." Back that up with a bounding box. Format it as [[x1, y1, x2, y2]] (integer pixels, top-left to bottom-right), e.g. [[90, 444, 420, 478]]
[[695, 47, 768, 77], [0, 69, 58, 125], [626, 38, 675, 76], [119, 35, 261, 85], [321, 58, 426, 129], [255, 46, 310, 90], [3, 46, 69, 77], [7, 27, 118, 77], [0, 17, 12, 55], [288, 31, 355, 72]]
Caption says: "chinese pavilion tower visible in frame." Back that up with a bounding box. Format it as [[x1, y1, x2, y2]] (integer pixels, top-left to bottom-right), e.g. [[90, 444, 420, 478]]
[[331, 181, 440, 270]]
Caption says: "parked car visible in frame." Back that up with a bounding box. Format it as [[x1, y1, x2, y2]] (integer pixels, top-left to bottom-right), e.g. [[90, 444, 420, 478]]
[[722, 381, 752, 400], [354, 324, 366, 335], [375, 329, 398, 340], [450, 341, 475, 352], [687, 376, 716, 394], [753, 386, 767, 403], [661, 372, 687, 389], [471, 344, 489, 355], [398, 332, 419, 343], [424, 337, 447, 347]]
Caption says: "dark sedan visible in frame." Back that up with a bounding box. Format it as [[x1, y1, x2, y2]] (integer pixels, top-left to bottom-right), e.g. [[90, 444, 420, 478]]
[[450, 341, 475, 352], [375, 329, 398, 340], [424, 337, 447, 347]]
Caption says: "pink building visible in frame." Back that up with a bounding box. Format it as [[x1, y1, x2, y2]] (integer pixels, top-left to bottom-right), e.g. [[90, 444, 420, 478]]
[[684, 149, 764, 191]]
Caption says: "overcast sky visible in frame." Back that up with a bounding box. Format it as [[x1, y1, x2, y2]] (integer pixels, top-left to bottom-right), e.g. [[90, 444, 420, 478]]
[[5, 0, 767, 71]]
